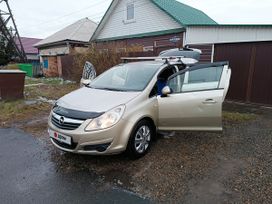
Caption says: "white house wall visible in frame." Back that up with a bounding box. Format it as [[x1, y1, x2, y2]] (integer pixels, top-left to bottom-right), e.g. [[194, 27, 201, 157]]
[[96, 0, 182, 40], [39, 46, 69, 56], [185, 26, 272, 45]]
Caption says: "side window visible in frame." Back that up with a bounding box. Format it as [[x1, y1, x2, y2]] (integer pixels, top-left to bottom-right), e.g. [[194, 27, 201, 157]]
[[188, 66, 223, 84], [168, 66, 223, 93], [168, 74, 184, 93], [183, 66, 223, 92]]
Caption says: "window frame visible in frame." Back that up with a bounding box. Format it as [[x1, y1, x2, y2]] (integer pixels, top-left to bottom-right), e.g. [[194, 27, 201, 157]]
[[124, 2, 135, 23], [167, 62, 227, 94]]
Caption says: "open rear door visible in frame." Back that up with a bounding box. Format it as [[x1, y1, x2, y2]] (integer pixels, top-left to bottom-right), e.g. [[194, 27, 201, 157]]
[[158, 62, 231, 131]]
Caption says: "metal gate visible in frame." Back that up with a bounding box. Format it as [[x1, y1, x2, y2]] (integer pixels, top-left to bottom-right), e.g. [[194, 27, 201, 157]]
[[214, 42, 272, 105]]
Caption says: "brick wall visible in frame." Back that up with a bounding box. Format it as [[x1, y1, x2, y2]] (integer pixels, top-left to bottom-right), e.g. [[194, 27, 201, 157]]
[[43, 56, 59, 77]]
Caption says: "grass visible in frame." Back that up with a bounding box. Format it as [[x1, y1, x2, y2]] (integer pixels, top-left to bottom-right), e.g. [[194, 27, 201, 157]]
[[0, 78, 79, 126], [25, 84, 78, 100], [25, 77, 75, 85], [223, 111, 257, 122], [0, 101, 51, 124]]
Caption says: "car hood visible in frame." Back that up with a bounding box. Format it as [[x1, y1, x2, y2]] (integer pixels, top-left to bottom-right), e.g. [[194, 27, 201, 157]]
[[57, 87, 141, 113]]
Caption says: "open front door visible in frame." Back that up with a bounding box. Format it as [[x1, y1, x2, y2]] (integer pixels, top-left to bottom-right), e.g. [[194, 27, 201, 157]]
[[158, 62, 231, 131]]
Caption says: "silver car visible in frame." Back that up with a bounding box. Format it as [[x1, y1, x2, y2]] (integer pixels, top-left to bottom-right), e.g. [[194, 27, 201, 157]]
[[48, 58, 231, 158]]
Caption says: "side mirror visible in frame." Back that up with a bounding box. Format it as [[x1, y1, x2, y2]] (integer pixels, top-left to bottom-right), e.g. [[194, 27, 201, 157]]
[[161, 86, 171, 97], [80, 79, 91, 87]]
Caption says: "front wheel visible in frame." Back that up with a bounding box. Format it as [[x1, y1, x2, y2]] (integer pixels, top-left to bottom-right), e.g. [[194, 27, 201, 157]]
[[126, 120, 154, 159]]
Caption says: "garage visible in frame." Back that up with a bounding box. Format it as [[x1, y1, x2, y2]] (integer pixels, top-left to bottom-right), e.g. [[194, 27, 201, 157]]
[[214, 42, 272, 105], [185, 25, 272, 105]]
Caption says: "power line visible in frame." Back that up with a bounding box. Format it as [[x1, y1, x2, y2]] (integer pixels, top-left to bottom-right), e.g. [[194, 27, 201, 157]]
[[28, 0, 110, 28], [0, 0, 27, 62], [21, 0, 152, 37], [34, 0, 149, 28]]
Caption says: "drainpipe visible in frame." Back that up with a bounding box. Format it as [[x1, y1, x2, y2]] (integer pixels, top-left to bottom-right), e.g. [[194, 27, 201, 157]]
[[211, 44, 215, 63], [66, 42, 70, 54], [183, 32, 187, 47]]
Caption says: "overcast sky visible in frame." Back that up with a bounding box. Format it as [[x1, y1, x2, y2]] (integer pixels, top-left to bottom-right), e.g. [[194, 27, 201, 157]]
[[1, 0, 272, 39]]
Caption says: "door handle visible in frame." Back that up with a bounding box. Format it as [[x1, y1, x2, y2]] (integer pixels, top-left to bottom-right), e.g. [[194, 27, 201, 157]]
[[202, 99, 217, 104]]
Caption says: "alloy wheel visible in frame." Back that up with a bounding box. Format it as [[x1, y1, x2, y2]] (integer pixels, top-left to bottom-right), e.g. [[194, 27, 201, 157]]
[[134, 125, 151, 154]]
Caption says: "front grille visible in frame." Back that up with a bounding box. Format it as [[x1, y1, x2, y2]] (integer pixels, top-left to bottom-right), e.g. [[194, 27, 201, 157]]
[[51, 112, 84, 130], [52, 138, 78, 150]]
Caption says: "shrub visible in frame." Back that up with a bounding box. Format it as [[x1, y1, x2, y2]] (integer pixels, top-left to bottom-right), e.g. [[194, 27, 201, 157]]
[[70, 45, 154, 82], [73, 47, 127, 78]]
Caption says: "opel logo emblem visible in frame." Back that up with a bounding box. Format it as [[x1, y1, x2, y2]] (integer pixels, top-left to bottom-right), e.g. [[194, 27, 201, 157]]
[[60, 116, 65, 124]]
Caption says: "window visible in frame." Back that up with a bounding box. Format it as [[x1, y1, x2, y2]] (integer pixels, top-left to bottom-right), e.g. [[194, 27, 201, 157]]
[[126, 3, 135, 21], [168, 74, 184, 93], [43, 59, 48, 69], [168, 66, 223, 93], [188, 67, 223, 84]]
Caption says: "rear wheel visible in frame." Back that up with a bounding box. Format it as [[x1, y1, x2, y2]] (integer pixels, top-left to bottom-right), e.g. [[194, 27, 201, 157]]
[[127, 120, 154, 158]]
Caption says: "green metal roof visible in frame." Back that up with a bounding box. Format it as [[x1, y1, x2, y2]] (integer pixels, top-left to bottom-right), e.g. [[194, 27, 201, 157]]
[[151, 0, 217, 26]]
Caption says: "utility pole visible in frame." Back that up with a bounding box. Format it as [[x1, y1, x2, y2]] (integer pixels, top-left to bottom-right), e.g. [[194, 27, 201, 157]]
[[0, 0, 27, 62]]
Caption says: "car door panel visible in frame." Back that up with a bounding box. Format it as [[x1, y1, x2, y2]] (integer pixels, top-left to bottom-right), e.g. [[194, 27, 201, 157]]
[[158, 89, 223, 131], [158, 62, 231, 131]]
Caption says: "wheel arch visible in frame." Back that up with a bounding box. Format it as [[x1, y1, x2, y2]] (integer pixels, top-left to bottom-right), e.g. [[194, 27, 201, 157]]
[[132, 116, 157, 141]]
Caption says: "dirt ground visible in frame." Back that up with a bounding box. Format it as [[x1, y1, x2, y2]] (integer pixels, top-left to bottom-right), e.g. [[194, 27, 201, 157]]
[[1, 80, 271, 203]]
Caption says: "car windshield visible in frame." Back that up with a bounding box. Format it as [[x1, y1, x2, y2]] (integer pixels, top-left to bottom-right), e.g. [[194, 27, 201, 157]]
[[89, 63, 160, 92]]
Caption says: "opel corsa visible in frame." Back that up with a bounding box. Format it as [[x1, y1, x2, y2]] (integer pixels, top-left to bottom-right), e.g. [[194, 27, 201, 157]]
[[48, 57, 231, 158]]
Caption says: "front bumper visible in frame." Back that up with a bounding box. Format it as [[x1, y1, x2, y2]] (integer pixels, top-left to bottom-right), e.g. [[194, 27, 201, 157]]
[[48, 113, 135, 155]]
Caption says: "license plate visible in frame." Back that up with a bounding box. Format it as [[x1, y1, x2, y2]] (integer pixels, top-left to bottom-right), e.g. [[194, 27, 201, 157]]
[[49, 129, 72, 145]]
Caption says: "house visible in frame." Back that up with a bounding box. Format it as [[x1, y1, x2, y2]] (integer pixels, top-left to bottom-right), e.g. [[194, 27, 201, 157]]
[[91, 0, 217, 54], [15, 37, 42, 63], [35, 18, 97, 77], [91, 0, 272, 105]]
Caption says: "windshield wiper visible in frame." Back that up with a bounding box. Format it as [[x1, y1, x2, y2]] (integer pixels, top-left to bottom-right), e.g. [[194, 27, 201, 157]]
[[87, 86, 130, 92], [86, 85, 92, 88], [99, 87, 127, 92]]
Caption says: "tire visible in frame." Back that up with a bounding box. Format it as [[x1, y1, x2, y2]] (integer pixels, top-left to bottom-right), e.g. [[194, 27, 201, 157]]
[[126, 120, 154, 159]]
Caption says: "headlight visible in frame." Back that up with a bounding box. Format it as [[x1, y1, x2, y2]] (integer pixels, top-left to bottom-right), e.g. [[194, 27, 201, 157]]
[[85, 105, 125, 131]]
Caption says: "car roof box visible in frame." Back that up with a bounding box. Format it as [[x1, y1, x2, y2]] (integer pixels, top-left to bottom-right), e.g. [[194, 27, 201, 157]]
[[159, 47, 202, 61]]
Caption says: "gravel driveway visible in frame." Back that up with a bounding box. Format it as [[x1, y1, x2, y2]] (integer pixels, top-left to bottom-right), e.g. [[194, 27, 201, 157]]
[[2, 102, 272, 203]]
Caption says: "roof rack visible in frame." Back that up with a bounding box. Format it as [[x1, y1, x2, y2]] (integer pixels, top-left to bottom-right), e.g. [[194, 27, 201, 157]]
[[121, 56, 198, 65]]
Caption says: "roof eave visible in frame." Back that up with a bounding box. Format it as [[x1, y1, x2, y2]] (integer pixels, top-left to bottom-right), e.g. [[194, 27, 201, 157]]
[[35, 40, 90, 49], [90, 0, 118, 41], [94, 28, 185, 42]]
